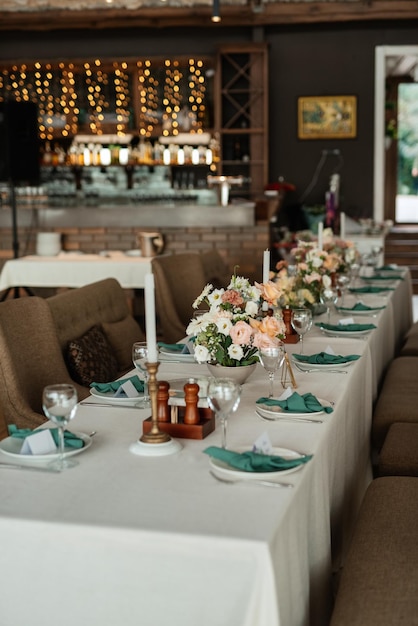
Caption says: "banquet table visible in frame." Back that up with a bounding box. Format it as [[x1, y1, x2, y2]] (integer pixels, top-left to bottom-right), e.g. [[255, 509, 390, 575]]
[[0, 270, 412, 626], [0, 251, 152, 292]]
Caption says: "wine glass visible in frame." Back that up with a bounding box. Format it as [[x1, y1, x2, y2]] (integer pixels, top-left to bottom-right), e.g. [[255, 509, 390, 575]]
[[207, 378, 241, 449], [132, 341, 150, 408], [336, 274, 350, 306], [258, 345, 285, 398], [42, 384, 78, 471], [290, 308, 313, 354], [320, 287, 339, 323]]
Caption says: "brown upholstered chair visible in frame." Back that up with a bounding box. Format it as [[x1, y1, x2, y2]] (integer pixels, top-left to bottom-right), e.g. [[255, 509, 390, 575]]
[[372, 356, 418, 451], [0, 296, 89, 430], [47, 277, 145, 376], [151, 253, 207, 343], [201, 249, 230, 289], [330, 477, 418, 626], [378, 422, 418, 476]]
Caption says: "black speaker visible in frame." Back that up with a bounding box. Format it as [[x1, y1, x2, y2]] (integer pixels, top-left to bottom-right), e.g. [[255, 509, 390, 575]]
[[0, 100, 40, 185]]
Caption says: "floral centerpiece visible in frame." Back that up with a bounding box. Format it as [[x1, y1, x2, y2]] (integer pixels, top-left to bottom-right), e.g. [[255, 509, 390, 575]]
[[186, 274, 286, 367], [259, 229, 361, 312]]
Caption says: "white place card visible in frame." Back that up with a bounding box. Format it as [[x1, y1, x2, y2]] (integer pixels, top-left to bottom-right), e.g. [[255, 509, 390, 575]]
[[114, 379, 141, 398], [278, 386, 293, 400], [324, 345, 336, 355], [252, 431, 273, 455], [20, 429, 57, 456], [338, 317, 354, 326]]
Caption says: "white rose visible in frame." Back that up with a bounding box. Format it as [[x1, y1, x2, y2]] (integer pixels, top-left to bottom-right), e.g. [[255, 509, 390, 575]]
[[245, 300, 258, 316], [322, 274, 332, 288], [216, 317, 233, 335], [194, 344, 210, 363]]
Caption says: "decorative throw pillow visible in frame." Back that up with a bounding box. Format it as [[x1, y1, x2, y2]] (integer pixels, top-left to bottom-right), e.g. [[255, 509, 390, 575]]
[[102, 316, 145, 372], [65, 325, 119, 387]]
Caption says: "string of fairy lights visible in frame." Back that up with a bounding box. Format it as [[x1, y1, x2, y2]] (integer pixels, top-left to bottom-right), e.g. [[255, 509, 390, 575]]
[[0, 58, 208, 141]]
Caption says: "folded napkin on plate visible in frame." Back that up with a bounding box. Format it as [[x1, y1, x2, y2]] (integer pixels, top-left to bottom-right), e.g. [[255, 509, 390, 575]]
[[158, 342, 190, 354], [376, 265, 400, 271], [90, 375, 144, 393], [362, 275, 403, 281], [256, 392, 333, 413], [337, 302, 385, 312], [204, 446, 312, 472], [8, 425, 84, 449], [349, 286, 394, 293], [315, 322, 376, 332], [293, 352, 360, 365]]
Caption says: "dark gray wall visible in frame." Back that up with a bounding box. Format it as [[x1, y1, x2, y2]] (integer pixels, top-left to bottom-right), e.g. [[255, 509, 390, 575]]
[[1, 19, 418, 218]]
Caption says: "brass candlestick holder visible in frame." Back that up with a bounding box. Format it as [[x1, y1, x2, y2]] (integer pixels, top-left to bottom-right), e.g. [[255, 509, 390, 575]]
[[129, 361, 182, 457]]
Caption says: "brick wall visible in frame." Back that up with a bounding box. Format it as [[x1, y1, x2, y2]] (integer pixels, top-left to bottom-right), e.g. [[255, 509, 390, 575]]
[[0, 223, 269, 283]]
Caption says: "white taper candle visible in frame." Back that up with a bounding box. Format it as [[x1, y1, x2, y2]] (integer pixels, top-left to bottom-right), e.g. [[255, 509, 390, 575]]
[[144, 273, 158, 363], [317, 222, 323, 251], [263, 249, 270, 283], [340, 212, 346, 240]]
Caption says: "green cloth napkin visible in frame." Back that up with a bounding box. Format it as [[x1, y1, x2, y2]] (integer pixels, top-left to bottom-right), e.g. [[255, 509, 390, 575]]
[[293, 352, 360, 365], [90, 375, 144, 394], [256, 392, 333, 413], [337, 302, 385, 312], [158, 342, 189, 354], [8, 425, 84, 449], [315, 322, 376, 332], [362, 275, 403, 281], [204, 446, 313, 472], [349, 286, 394, 293], [376, 265, 399, 271]]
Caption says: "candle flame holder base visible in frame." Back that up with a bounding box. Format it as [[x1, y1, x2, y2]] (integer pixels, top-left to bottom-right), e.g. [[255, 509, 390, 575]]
[[129, 360, 182, 457]]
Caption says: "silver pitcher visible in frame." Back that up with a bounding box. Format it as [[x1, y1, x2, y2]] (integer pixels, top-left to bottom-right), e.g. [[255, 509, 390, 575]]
[[137, 231, 165, 257]]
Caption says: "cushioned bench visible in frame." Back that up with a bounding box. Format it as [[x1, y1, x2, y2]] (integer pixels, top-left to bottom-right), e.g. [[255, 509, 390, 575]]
[[330, 476, 418, 626], [372, 356, 418, 451]]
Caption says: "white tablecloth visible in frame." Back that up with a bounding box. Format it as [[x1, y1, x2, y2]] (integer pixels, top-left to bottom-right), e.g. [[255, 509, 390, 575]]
[[0, 272, 412, 626], [0, 252, 152, 291]]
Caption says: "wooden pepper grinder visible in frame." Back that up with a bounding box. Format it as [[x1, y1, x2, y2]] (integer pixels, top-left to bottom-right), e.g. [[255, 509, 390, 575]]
[[183, 381, 200, 425], [157, 381, 170, 423]]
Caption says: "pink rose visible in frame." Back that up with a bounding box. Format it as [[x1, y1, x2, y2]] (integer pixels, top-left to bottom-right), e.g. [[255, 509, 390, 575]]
[[253, 331, 282, 349], [229, 320, 253, 345]]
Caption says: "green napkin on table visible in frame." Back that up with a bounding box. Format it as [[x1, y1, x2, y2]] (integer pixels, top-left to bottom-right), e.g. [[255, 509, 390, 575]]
[[293, 352, 360, 365], [90, 375, 144, 394], [337, 302, 385, 312], [349, 286, 394, 293], [362, 275, 403, 281], [256, 392, 333, 413], [376, 265, 399, 271], [158, 342, 189, 354], [204, 446, 313, 472], [315, 322, 376, 332], [8, 425, 84, 449]]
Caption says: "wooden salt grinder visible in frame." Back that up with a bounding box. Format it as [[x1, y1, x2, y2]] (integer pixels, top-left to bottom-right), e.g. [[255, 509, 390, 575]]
[[157, 381, 170, 422], [183, 381, 200, 425]]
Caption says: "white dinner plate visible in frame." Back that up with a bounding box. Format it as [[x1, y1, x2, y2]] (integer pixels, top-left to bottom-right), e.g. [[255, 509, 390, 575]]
[[168, 377, 210, 398], [335, 306, 384, 316], [291, 356, 355, 371], [158, 347, 196, 363], [209, 446, 308, 479], [256, 398, 332, 419], [125, 249, 142, 257], [89, 388, 145, 404], [0, 430, 92, 462], [319, 327, 373, 337]]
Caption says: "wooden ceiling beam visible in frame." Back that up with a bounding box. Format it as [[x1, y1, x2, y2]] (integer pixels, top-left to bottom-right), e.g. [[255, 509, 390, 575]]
[[0, 1, 418, 31]]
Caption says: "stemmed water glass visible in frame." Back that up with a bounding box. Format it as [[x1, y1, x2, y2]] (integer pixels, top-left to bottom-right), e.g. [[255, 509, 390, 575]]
[[42, 383, 78, 471], [337, 274, 350, 306], [290, 308, 313, 354], [207, 378, 241, 449], [320, 287, 339, 323], [258, 345, 285, 398], [132, 341, 150, 408]]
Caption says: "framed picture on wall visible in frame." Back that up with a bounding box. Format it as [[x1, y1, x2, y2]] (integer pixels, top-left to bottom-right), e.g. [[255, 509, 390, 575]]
[[298, 95, 357, 139]]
